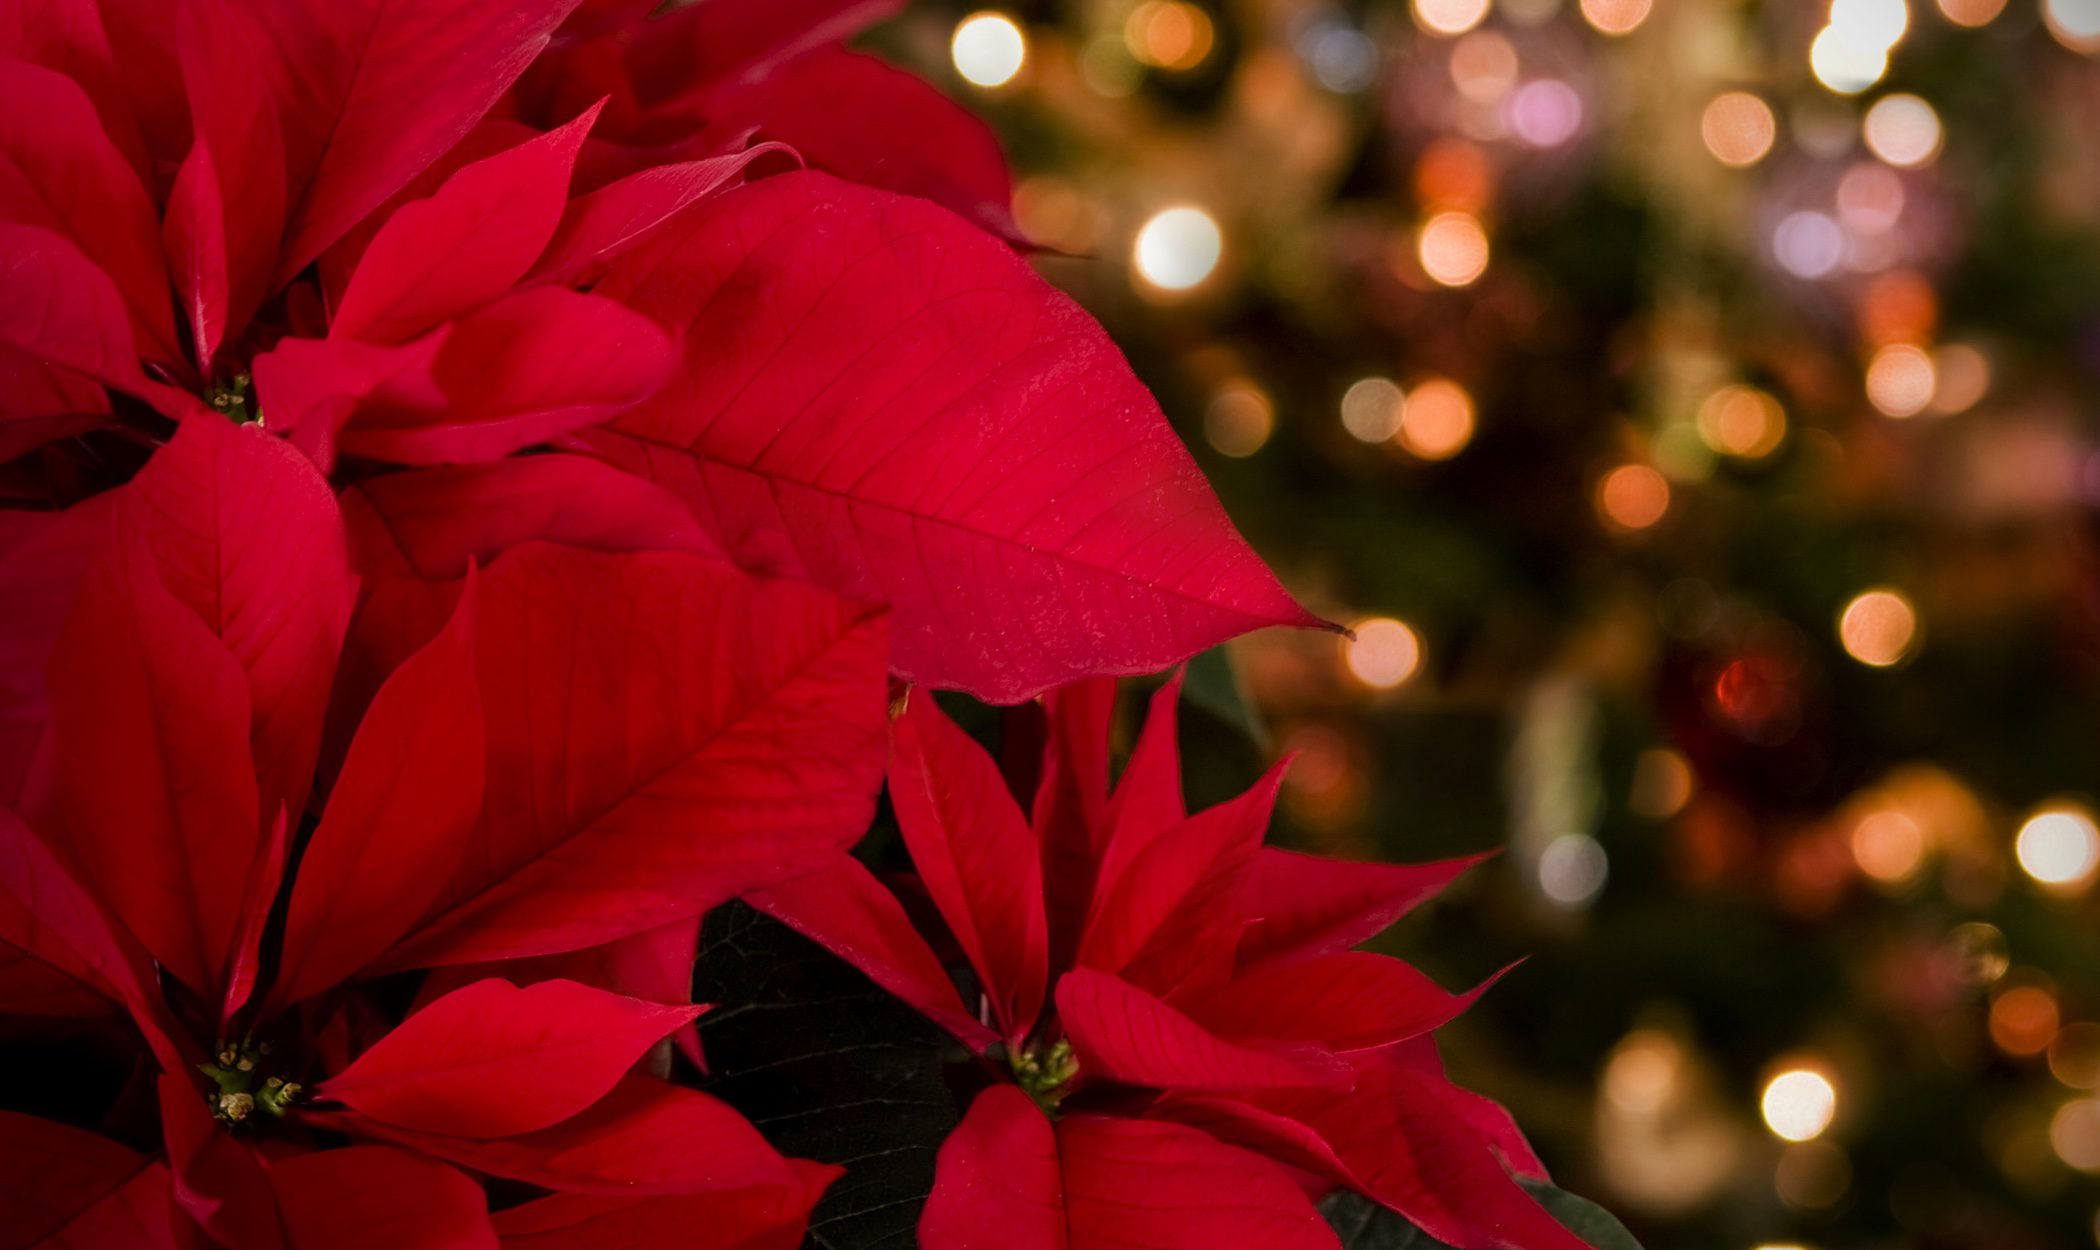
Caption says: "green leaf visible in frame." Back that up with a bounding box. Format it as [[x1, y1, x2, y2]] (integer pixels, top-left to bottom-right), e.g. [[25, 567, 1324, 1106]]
[[692, 903, 961, 1250], [1182, 643, 1267, 747], [1319, 1182, 1642, 1250]]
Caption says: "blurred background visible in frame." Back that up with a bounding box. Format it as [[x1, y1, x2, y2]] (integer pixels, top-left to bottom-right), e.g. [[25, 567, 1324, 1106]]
[[877, 2, 2100, 1248]]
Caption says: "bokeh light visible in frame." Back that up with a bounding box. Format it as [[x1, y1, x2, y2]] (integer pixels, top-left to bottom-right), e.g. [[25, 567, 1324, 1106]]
[[1837, 588, 1919, 667], [1774, 211, 1845, 279], [2015, 806, 2100, 889], [1580, 0, 1653, 36], [1810, 26, 1889, 95], [1831, 0, 1910, 49], [1540, 834, 1609, 906], [1696, 385, 1787, 458], [1930, 343, 1991, 414], [2045, 0, 2100, 52], [1630, 747, 1694, 818], [1398, 378, 1477, 459], [2052, 1100, 2100, 1171], [1341, 377, 1406, 442], [1701, 92, 1778, 167], [1510, 79, 1584, 147], [1124, 1, 1214, 71], [2051, 1024, 2100, 1090], [1937, 0, 2007, 25], [1762, 1069, 1838, 1142], [1837, 163, 1907, 234], [1413, 0, 1491, 36], [1863, 94, 1943, 167], [1343, 617, 1424, 688], [1991, 984, 2061, 1056], [1852, 809, 1925, 882], [951, 13, 1027, 88], [1865, 344, 1936, 417], [1598, 464, 1670, 530], [1133, 206, 1223, 291], [1204, 381, 1273, 457], [1418, 211, 1492, 286], [1450, 31, 1520, 104]]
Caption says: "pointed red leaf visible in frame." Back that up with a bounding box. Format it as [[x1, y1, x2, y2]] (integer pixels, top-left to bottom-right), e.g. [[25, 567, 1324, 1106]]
[[0, 222, 149, 396], [121, 416, 358, 826], [322, 1075, 806, 1196], [0, 1112, 167, 1250], [748, 856, 999, 1053], [1181, 952, 1499, 1053], [256, 0, 586, 279], [159, 1073, 287, 1250], [20, 1160, 177, 1250], [1033, 676, 1118, 970], [1055, 967, 1350, 1092], [272, 579, 483, 1008], [162, 0, 286, 369], [267, 1147, 496, 1250], [220, 805, 290, 1025], [571, 171, 1319, 702], [0, 494, 111, 807], [614, 0, 902, 104], [0, 0, 152, 182], [490, 1177, 833, 1250], [380, 543, 887, 969], [48, 507, 261, 997], [889, 691, 1048, 1042], [1054, 1114, 1340, 1250], [250, 329, 448, 472], [712, 49, 1018, 241], [0, 60, 174, 365], [918, 1087, 1065, 1250], [1097, 670, 1188, 861], [1236, 848, 1490, 968], [332, 104, 599, 345], [336, 286, 675, 465], [526, 144, 785, 288], [321, 979, 699, 1138]]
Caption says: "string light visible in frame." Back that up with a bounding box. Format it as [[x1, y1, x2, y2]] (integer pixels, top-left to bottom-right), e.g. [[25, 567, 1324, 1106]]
[[1837, 588, 1918, 667], [1701, 93, 1778, 167], [1865, 344, 1936, 417], [1991, 984, 2060, 1055], [1204, 381, 1273, 457], [1863, 94, 1943, 167], [2015, 806, 2100, 889], [1124, 1, 1215, 71], [1133, 206, 1223, 291], [1343, 617, 1424, 688], [1762, 1069, 1838, 1142], [951, 12, 1028, 88], [1412, 0, 1491, 36], [1851, 809, 1925, 882], [1398, 378, 1477, 459], [1579, 0, 1652, 36], [1696, 385, 1787, 458], [1598, 464, 1670, 530], [1809, 27, 1889, 95], [1417, 211, 1491, 286]]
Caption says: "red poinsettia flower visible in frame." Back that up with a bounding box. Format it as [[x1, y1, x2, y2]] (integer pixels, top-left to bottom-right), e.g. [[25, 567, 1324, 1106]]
[[0, 414, 890, 1246], [751, 676, 1594, 1250]]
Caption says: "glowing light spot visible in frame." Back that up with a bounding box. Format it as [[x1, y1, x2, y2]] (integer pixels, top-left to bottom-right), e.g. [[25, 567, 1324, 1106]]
[[1204, 381, 1273, 458], [1865, 343, 1936, 417], [1598, 464, 1670, 530], [1305, 21, 1379, 92], [1930, 343, 1990, 414], [1413, 140, 1495, 213], [1630, 747, 1694, 819], [1831, 0, 1910, 49], [2054, 1101, 2100, 1171], [1579, 0, 1652, 35], [1133, 207, 1222, 291], [1837, 588, 1918, 667], [1859, 270, 1938, 345], [2017, 806, 2100, 889], [1697, 385, 1786, 458], [1837, 163, 1907, 234], [952, 13, 1028, 88], [1851, 809, 1924, 882], [1509, 79, 1584, 147], [1603, 1029, 1681, 1113], [1701, 92, 1777, 167], [2052, 1024, 2100, 1090], [1863, 94, 1942, 167], [1810, 27, 1889, 95], [2046, 0, 2100, 52], [1341, 377, 1406, 442], [1124, 1, 1215, 71], [1450, 31, 1520, 103], [1417, 211, 1490, 287], [1937, 0, 2006, 25], [1343, 617, 1423, 688], [1398, 378, 1476, 459], [1762, 1070, 1838, 1142], [1413, 0, 1491, 36], [1947, 922, 2009, 985], [1992, 985, 2061, 1056], [1539, 834, 1609, 906], [1773, 211, 1845, 279]]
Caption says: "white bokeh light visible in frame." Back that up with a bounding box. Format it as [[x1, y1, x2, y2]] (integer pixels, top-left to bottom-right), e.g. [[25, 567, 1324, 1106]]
[[1133, 207, 1223, 291], [951, 13, 1027, 88]]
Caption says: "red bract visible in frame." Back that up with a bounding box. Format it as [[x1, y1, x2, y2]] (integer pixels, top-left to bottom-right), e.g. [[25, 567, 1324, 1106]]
[[0, 416, 887, 1246], [752, 678, 1591, 1250]]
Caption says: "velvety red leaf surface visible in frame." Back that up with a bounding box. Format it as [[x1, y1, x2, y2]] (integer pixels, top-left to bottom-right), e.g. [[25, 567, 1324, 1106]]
[[573, 171, 1319, 702], [267, 1146, 497, 1250]]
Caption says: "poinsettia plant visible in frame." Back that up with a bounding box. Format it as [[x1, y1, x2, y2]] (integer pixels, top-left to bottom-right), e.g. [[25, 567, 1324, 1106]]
[[0, 0, 1641, 1248]]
